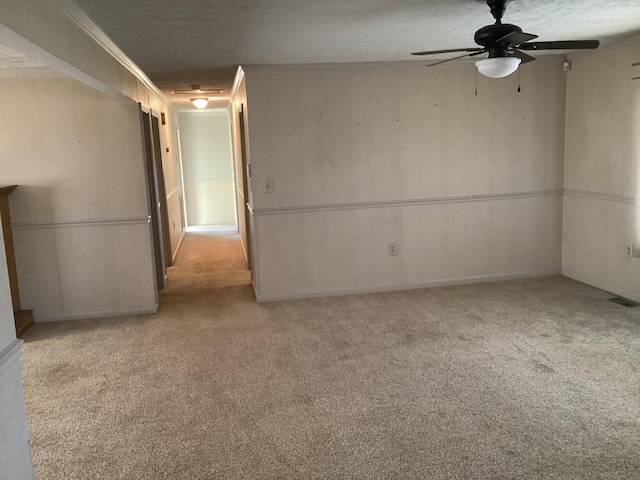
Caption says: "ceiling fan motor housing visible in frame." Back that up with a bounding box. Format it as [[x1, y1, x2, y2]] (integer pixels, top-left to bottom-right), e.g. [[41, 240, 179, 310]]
[[474, 23, 522, 52]]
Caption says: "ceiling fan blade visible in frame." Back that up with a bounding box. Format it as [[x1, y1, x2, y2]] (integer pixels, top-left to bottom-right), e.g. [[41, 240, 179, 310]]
[[496, 31, 538, 46], [425, 52, 482, 67], [510, 49, 536, 64], [518, 40, 600, 51], [412, 47, 483, 56]]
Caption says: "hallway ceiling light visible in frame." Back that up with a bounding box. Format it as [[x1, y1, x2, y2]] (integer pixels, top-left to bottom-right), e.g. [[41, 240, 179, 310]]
[[191, 98, 209, 109], [170, 84, 224, 109]]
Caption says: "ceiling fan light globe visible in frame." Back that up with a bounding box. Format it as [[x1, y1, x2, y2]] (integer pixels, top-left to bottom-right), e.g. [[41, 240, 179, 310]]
[[191, 98, 209, 109], [475, 57, 521, 78]]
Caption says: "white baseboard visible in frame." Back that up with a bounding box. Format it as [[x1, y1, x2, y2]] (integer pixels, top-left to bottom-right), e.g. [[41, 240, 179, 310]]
[[251, 279, 259, 299], [561, 268, 640, 303], [172, 230, 186, 263], [34, 305, 159, 323], [255, 270, 560, 303], [0, 339, 23, 376]]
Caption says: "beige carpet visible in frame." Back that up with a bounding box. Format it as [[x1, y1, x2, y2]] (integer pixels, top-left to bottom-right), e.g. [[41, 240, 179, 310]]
[[20, 230, 640, 479]]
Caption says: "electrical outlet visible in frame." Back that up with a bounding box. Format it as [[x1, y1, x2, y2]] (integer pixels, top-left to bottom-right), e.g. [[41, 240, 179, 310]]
[[388, 243, 399, 256], [626, 245, 634, 259], [264, 179, 274, 194]]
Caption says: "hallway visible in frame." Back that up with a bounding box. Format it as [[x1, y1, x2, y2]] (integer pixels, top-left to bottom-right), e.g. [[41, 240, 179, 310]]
[[18, 230, 640, 479], [161, 227, 252, 295]]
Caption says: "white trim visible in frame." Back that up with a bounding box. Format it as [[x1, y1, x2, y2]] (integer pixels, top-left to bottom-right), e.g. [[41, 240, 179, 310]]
[[12, 217, 151, 230], [172, 230, 186, 263], [564, 189, 635, 204], [239, 234, 249, 266], [176, 128, 188, 228], [49, 0, 168, 103], [0, 339, 24, 377], [253, 190, 563, 216], [251, 279, 259, 300], [256, 270, 559, 303], [248, 206, 259, 293], [166, 186, 182, 199], [561, 268, 640, 303], [231, 66, 245, 99], [35, 305, 158, 323]]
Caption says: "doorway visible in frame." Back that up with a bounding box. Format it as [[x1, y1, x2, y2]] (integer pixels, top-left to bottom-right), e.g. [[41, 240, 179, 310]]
[[140, 107, 172, 289], [238, 103, 253, 272], [178, 110, 237, 229]]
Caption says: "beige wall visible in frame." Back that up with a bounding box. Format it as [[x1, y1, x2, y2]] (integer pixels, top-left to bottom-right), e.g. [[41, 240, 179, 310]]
[[0, 76, 158, 321], [562, 41, 640, 300], [179, 111, 236, 226], [244, 60, 566, 300]]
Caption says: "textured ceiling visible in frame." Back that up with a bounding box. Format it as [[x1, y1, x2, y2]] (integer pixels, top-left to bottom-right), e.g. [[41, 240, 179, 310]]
[[72, 0, 640, 106]]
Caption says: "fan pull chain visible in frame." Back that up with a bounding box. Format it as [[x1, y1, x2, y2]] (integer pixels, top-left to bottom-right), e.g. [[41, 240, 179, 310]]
[[475, 67, 478, 96], [517, 68, 521, 93]]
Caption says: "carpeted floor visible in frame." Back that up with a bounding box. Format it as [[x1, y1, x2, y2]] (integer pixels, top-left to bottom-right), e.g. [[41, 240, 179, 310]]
[[20, 229, 640, 479]]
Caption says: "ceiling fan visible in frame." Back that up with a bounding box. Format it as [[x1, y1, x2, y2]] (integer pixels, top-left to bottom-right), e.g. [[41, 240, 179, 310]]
[[170, 85, 224, 109], [411, 0, 599, 78]]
